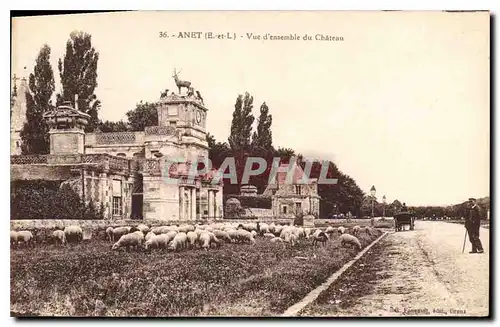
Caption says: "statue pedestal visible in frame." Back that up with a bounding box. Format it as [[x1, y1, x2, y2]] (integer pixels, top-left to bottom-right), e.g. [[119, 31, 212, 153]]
[[303, 214, 315, 228]]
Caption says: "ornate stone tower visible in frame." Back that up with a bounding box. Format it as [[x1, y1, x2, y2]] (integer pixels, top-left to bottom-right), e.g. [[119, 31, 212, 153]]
[[43, 100, 90, 155]]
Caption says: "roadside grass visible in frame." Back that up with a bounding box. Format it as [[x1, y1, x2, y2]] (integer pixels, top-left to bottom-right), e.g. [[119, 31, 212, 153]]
[[11, 229, 382, 317]]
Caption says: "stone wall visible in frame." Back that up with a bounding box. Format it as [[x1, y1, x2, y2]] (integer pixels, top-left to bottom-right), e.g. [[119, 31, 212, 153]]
[[11, 165, 76, 181]]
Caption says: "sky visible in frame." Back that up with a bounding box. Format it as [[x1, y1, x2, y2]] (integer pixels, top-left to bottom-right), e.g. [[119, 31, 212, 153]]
[[11, 11, 490, 206]]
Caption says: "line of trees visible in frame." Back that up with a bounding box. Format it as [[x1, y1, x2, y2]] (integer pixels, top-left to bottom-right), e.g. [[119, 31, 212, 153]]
[[208, 91, 366, 218]]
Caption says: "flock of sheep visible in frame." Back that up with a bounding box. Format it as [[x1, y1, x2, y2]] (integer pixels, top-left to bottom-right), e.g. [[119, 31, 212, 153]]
[[11, 221, 377, 253]]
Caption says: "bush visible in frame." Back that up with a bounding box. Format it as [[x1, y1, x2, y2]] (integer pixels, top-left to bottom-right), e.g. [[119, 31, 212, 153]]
[[11, 181, 103, 220], [223, 195, 272, 209]]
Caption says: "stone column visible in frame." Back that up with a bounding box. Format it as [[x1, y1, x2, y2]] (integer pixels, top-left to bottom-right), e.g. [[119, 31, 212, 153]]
[[179, 186, 185, 220], [196, 189, 201, 220], [207, 190, 213, 219], [213, 191, 218, 219], [191, 187, 196, 221]]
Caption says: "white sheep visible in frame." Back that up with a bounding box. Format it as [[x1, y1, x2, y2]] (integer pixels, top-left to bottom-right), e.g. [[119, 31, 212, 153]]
[[144, 234, 171, 250], [259, 223, 270, 234], [360, 226, 373, 236], [178, 224, 194, 233], [145, 231, 156, 242], [136, 224, 150, 234], [112, 232, 143, 251], [150, 226, 165, 234], [17, 231, 34, 247], [64, 225, 83, 243], [339, 233, 362, 251], [304, 228, 312, 238], [337, 226, 346, 235], [285, 233, 298, 246], [52, 230, 66, 246], [169, 232, 188, 251], [251, 230, 258, 238], [263, 232, 276, 238], [213, 230, 232, 243], [187, 231, 198, 249], [198, 232, 212, 250], [270, 237, 284, 243], [236, 229, 256, 245], [10, 231, 19, 246], [325, 226, 337, 235], [226, 229, 238, 242], [351, 225, 361, 236]]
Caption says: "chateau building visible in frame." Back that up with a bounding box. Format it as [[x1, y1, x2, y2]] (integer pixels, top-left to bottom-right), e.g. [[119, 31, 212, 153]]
[[10, 77, 223, 221]]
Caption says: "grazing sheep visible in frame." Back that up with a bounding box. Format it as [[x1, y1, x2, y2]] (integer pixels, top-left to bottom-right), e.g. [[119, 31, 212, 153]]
[[10, 231, 19, 246], [136, 224, 150, 234], [312, 231, 329, 246], [17, 231, 34, 247], [187, 231, 198, 249], [337, 226, 346, 235], [259, 223, 270, 235], [112, 232, 144, 251], [285, 233, 298, 246], [263, 232, 276, 238], [178, 225, 195, 233], [169, 232, 188, 251], [325, 226, 337, 235], [109, 226, 131, 242], [236, 229, 256, 245], [129, 227, 140, 233], [213, 230, 232, 243], [199, 232, 212, 250], [52, 230, 66, 246], [144, 234, 171, 250], [131, 230, 145, 240], [226, 229, 238, 242], [360, 226, 373, 236], [270, 237, 284, 243], [145, 231, 156, 242], [251, 230, 257, 238], [339, 233, 362, 251], [295, 227, 305, 239], [351, 225, 361, 236], [105, 227, 114, 242], [150, 226, 165, 234], [64, 225, 83, 243], [207, 232, 223, 248]]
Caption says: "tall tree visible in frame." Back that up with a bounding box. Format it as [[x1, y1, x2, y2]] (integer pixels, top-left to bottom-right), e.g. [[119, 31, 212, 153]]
[[20, 44, 55, 155], [251, 101, 273, 151], [126, 101, 158, 131], [57, 31, 100, 132], [98, 120, 130, 132], [228, 92, 255, 152]]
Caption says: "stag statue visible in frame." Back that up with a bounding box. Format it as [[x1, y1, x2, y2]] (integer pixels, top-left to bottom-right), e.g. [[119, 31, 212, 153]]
[[172, 69, 191, 94]]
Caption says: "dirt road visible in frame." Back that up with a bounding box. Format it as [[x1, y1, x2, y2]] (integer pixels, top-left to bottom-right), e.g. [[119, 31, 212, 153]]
[[300, 221, 490, 317]]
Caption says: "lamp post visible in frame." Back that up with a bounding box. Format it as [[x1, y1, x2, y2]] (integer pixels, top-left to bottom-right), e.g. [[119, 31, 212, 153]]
[[382, 195, 386, 218], [370, 185, 376, 218]]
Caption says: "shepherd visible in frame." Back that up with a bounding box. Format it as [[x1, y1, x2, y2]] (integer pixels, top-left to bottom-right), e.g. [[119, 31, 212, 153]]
[[464, 198, 484, 254]]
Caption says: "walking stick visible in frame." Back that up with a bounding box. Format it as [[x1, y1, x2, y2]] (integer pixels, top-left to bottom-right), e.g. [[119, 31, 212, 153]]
[[462, 228, 468, 253]]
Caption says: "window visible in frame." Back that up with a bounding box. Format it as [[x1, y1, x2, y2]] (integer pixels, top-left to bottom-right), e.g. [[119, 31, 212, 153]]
[[282, 206, 288, 214], [112, 180, 122, 216], [113, 197, 122, 216], [295, 185, 302, 195], [170, 121, 177, 127], [116, 153, 126, 157]]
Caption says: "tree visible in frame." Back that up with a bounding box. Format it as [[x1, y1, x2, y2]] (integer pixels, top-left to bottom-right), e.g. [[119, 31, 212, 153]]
[[20, 44, 55, 155], [228, 92, 255, 152], [57, 31, 100, 132], [98, 120, 130, 132], [126, 101, 158, 131], [251, 101, 273, 151]]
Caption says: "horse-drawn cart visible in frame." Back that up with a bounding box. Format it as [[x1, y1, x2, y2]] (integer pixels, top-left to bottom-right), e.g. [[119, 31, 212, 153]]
[[393, 212, 414, 232]]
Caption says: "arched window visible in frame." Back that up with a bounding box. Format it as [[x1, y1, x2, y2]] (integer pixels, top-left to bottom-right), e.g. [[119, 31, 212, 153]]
[[116, 153, 126, 157]]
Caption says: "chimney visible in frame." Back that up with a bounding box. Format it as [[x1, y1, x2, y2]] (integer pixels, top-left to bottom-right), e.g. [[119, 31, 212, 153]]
[[75, 94, 79, 111]]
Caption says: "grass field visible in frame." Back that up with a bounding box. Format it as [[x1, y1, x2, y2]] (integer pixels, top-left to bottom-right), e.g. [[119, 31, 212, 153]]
[[11, 229, 382, 317]]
